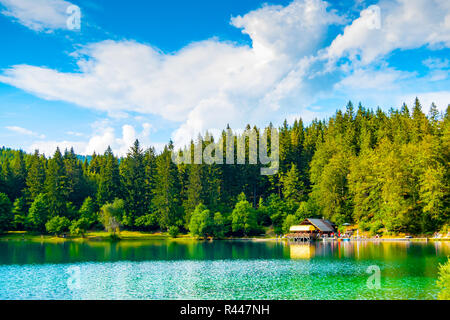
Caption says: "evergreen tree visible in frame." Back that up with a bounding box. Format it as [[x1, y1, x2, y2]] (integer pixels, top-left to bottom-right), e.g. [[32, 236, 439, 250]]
[[144, 147, 157, 214], [12, 197, 28, 230], [64, 148, 87, 207], [79, 196, 96, 225], [152, 143, 181, 229], [184, 163, 202, 227], [120, 140, 146, 225], [97, 146, 121, 207], [281, 164, 305, 204], [0, 100, 449, 236], [0, 192, 12, 233], [26, 150, 46, 201], [45, 148, 68, 217], [0, 160, 13, 200], [27, 193, 50, 232], [10, 150, 27, 200]]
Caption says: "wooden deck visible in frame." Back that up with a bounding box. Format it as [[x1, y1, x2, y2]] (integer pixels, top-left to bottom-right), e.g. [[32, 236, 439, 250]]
[[285, 232, 314, 242]]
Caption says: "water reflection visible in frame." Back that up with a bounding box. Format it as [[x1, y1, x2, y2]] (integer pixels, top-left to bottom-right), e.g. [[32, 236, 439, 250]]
[[290, 244, 315, 259], [0, 239, 449, 266]]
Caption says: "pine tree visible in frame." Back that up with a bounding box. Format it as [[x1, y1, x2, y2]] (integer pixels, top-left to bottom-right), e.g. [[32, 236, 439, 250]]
[[45, 148, 68, 217], [184, 163, 203, 227], [64, 148, 87, 207], [12, 197, 28, 230], [120, 140, 146, 225], [152, 143, 181, 230], [144, 147, 157, 213], [281, 164, 305, 204], [97, 146, 121, 207], [26, 150, 46, 201], [0, 159, 13, 200], [0, 192, 12, 232], [10, 150, 27, 200]]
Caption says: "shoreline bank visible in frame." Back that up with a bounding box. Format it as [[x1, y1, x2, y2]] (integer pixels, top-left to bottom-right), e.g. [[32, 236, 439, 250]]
[[1, 231, 449, 243]]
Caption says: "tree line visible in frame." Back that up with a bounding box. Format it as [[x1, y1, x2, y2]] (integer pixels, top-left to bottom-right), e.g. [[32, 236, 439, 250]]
[[0, 98, 449, 237]]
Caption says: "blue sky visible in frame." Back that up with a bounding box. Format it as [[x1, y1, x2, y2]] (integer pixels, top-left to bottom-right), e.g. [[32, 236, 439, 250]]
[[0, 0, 449, 156]]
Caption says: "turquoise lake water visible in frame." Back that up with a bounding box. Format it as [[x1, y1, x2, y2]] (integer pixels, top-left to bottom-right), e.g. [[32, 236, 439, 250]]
[[0, 240, 448, 300]]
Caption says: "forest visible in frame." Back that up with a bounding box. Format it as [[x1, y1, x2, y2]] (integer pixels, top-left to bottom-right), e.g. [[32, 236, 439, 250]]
[[0, 98, 449, 238]]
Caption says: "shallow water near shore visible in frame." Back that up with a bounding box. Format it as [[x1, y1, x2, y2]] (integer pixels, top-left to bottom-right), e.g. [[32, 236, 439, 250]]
[[0, 240, 448, 299]]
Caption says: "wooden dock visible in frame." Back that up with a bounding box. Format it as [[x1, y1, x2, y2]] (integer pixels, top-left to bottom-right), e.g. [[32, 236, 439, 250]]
[[285, 233, 313, 242]]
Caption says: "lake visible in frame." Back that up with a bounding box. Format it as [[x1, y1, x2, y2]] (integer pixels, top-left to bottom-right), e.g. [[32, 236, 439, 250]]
[[0, 239, 448, 300]]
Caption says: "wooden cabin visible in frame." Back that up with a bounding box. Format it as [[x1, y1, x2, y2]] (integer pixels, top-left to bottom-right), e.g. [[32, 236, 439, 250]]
[[286, 218, 336, 241]]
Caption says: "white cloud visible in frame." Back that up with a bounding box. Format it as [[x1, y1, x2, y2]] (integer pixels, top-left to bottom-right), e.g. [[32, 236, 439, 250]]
[[0, 0, 344, 148], [231, 0, 345, 61], [5, 125, 46, 138], [0, 0, 75, 32], [28, 122, 163, 156], [326, 0, 450, 64], [335, 66, 415, 90], [29, 140, 86, 157], [66, 131, 84, 137], [1, 0, 450, 151], [398, 91, 450, 113], [422, 57, 450, 81], [423, 57, 450, 70]]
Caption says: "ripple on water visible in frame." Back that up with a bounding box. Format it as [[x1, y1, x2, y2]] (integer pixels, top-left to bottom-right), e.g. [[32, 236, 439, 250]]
[[0, 259, 440, 300]]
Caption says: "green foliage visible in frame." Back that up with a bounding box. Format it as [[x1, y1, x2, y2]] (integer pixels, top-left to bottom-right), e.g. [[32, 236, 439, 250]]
[[0, 193, 12, 233], [256, 198, 271, 226], [184, 163, 203, 227], [231, 193, 258, 236], [120, 140, 147, 222], [99, 199, 125, 234], [65, 202, 78, 220], [189, 204, 213, 238], [168, 225, 180, 238], [281, 164, 305, 203], [27, 193, 50, 232], [26, 151, 46, 201], [282, 214, 298, 234], [213, 212, 225, 239], [152, 144, 181, 230], [437, 257, 450, 300], [45, 216, 71, 235], [295, 202, 309, 222], [12, 197, 27, 230], [97, 147, 121, 207], [63, 148, 88, 207], [0, 99, 449, 237], [134, 213, 159, 230], [45, 148, 68, 217], [79, 197, 96, 225], [266, 194, 289, 235], [69, 217, 90, 236]]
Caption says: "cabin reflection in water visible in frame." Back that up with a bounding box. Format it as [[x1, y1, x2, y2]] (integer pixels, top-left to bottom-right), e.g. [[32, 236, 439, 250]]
[[289, 244, 315, 259]]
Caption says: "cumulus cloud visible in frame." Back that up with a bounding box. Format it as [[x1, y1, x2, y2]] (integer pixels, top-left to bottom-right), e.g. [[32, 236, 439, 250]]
[[1, 0, 449, 150], [335, 66, 415, 91], [0, 0, 75, 31], [326, 0, 450, 64], [231, 0, 345, 61], [398, 91, 450, 113], [0, 0, 344, 148], [29, 123, 160, 156], [5, 126, 46, 139]]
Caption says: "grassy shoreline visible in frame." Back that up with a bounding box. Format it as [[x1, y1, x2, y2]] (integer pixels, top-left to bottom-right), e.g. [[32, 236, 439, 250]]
[[0, 231, 449, 243], [0, 231, 279, 243]]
